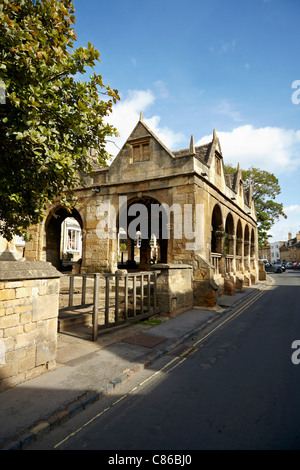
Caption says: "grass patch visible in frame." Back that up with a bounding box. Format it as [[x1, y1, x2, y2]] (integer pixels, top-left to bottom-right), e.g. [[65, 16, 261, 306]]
[[137, 318, 163, 326]]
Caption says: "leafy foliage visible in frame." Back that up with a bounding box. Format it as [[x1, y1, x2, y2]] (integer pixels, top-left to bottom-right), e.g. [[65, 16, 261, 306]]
[[0, 0, 119, 240], [225, 164, 287, 247]]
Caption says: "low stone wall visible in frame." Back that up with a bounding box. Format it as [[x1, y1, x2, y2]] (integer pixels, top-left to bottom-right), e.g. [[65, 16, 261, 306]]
[[152, 264, 193, 314], [0, 262, 61, 392]]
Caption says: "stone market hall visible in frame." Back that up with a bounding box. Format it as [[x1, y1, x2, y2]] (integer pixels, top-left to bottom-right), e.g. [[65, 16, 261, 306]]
[[25, 116, 259, 308]]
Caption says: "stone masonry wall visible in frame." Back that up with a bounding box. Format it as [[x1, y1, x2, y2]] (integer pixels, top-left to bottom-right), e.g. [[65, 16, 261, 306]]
[[0, 262, 61, 392], [153, 264, 193, 314]]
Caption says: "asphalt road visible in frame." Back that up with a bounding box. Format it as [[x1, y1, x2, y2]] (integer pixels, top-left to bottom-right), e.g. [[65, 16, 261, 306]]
[[28, 270, 300, 451]]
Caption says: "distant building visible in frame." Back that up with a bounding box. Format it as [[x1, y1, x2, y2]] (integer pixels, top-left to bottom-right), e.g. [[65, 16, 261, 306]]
[[259, 244, 270, 262], [270, 241, 285, 263], [0, 233, 25, 260], [280, 232, 300, 263]]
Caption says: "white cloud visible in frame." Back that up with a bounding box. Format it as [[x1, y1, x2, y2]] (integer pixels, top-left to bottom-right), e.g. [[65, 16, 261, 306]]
[[106, 88, 185, 156], [209, 39, 236, 55], [196, 125, 300, 174], [220, 39, 236, 54], [154, 80, 169, 99], [285, 205, 300, 215], [215, 99, 243, 123], [265, 205, 300, 242]]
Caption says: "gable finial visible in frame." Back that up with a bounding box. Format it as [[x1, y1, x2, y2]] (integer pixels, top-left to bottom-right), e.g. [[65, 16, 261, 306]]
[[213, 128, 217, 140], [139, 111, 143, 121], [190, 135, 195, 154]]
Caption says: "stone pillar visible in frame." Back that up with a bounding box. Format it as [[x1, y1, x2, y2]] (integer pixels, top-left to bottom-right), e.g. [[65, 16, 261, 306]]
[[152, 264, 193, 314], [236, 237, 244, 272], [215, 230, 225, 275], [228, 234, 236, 256], [0, 261, 61, 392], [244, 240, 250, 271]]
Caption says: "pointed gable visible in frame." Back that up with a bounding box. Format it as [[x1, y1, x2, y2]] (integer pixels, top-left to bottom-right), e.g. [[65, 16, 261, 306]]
[[113, 115, 175, 166], [205, 129, 223, 168], [105, 116, 183, 185], [232, 162, 243, 194]]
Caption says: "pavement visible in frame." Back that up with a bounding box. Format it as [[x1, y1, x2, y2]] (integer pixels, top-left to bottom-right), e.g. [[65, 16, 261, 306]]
[[0, 280, 268, 450]]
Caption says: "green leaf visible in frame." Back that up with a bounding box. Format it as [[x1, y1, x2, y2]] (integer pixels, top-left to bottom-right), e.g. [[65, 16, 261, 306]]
[[0, 0, 119, 241]]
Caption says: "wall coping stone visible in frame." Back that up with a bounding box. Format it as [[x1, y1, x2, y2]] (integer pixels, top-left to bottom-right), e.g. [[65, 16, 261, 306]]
[[0, 261, 62, 281], [152, 263, 193, 270]]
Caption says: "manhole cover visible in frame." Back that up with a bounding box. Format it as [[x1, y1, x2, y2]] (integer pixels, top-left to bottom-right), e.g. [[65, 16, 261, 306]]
[[122, 333, 167, 348]]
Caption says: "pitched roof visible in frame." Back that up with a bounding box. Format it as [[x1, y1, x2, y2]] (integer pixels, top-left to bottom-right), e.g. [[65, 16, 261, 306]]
[[173, 142, 212, 165]]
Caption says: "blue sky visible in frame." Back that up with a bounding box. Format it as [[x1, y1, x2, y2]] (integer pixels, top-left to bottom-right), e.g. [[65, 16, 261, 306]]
[[73, 0, 300, 242]]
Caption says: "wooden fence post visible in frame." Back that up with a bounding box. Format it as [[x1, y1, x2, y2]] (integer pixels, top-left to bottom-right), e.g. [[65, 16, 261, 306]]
[[92, 274, 100, 341]]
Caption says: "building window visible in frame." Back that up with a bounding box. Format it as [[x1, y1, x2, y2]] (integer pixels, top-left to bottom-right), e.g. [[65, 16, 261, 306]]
[[132, 141, 150, 162], [66, 228, 81, 253], [215, 155, 221, 175]]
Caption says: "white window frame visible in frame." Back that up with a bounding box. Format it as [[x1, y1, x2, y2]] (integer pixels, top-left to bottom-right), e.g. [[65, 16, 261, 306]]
[[65, 227, 81, 253]]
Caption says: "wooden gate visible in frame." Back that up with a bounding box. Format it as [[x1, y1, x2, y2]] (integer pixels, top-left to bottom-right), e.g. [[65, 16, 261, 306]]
[[59, 271, 160, 341]]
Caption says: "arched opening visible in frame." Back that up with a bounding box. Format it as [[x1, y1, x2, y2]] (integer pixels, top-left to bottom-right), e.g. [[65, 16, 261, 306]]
[[244, 224, 250, 256], [250, 228, 255, 257], [236, 219, 243, 256], [224, 213, 235, 273], [117, 196, 168, 271], [211, 204, 224, 254], [244, 224, 250, 270], [45, 206, 83, 271], [225, 213, 235, 255]]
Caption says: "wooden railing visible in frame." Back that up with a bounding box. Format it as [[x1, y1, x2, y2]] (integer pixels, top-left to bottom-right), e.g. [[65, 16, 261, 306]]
[[59, 271, 160, 341]]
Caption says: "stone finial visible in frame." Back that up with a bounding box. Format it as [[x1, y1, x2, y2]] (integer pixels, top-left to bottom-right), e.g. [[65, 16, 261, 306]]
[[139, 111, 143, 121], [189, 135, 195, 154], [213, 128, 217, 140]]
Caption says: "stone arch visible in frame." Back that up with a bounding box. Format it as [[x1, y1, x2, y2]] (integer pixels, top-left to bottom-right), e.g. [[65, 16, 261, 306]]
[[211, 204, 224, 254], [244, 224, 250, 257], [225, 212, 235, 255], [117, 195, 169, 270], [45, 206, 83, 271], [236, 219, 243, 256], [250, 227, 256, 257]]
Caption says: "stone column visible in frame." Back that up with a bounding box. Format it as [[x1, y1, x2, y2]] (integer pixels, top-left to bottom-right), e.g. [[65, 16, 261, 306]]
[[244, 240, 250, 271], [215, 230, 225, 275], [236, 237, 244, 272]]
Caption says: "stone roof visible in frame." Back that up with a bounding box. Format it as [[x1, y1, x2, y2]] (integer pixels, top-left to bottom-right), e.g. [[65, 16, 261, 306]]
[[89, 120, 246, 201], [173, 143, 212, 165], [281, 237, 300, 248]]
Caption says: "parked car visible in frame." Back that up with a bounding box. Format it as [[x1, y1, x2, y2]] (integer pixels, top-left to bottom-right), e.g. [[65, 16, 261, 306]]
[[265, 263, 283, 273], [292, 263, 298, 269], [274, 262, 286, 272], [285, 262, 293, 269]]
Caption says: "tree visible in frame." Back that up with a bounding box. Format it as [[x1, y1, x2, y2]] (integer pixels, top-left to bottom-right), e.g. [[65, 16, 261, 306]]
[[225, 164, 287, 248], [0, 0, 119, 241]]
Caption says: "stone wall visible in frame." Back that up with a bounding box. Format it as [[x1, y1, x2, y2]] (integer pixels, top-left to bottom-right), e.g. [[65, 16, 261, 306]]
[[153, 264, 193, 314], [0, 261, 61, 392]]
